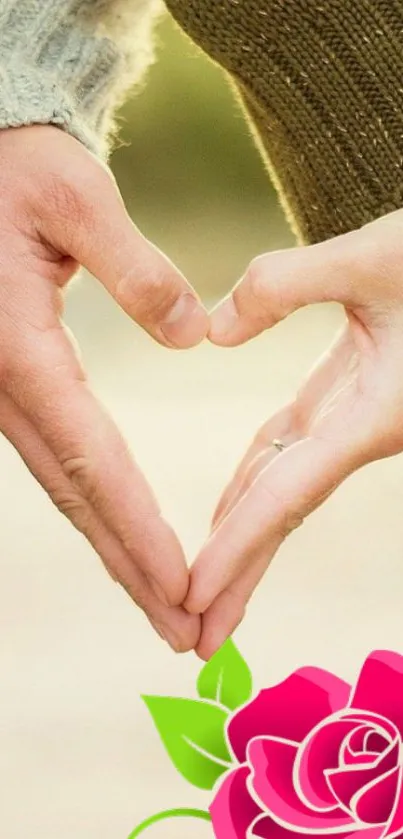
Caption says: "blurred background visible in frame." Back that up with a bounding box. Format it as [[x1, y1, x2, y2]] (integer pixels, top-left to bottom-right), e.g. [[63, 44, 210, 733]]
[[1, 14, 403, 839]]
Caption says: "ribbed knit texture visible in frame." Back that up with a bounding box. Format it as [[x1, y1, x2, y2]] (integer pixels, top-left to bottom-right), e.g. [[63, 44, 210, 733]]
[[0, 0, 162, 159], [165, 1, 403, 244]]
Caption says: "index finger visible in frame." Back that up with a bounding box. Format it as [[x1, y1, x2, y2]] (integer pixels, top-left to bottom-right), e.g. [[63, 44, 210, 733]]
[[186, 435, 358, 614], [34, 154, 208, 350]]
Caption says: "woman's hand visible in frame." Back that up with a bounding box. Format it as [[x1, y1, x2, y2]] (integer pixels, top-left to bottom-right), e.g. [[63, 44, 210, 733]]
[[0, 124, 208, 653], [188, 210, 403, 660]]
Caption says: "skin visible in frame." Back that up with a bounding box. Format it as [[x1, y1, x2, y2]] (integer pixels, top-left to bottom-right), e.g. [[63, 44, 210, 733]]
[[0, 123, 210, 654], [191, 210, 403, 660], [6, 124, 403, 663]]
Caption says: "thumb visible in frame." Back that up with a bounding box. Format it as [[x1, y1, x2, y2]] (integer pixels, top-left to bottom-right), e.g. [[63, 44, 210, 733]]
[[208, 230, 367, 346], [37, 153, 208, 349]]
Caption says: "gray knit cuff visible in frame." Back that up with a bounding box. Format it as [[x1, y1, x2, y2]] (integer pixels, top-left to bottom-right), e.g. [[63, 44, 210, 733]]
[[0, 0, 137, 158], [0, 61, 109, 156]]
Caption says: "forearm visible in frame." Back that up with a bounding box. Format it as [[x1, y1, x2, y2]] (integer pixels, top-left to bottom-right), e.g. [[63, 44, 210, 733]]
[[0, 0, 163, 159]]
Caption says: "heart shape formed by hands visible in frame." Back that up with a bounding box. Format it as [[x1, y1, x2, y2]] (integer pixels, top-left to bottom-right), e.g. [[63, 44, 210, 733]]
[[3, 125, 403, 665], [2, 0, 403, 667]]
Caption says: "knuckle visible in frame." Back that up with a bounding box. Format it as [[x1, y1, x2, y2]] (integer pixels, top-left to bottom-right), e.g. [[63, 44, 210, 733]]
[[44, 477, 93, 530], [115, 263, 178, 323], [61, 454, 95, 496], [41, 171, 90, 226], [259, 480, 304, 536], [245, 255, 286, 322], [246, 256, 268, 304], [269, 274, 289, 321], [33, 161, 114, 246], [52, 488, 88, 524], [117, 518, 156, 560], [281, 508, 305, 537]]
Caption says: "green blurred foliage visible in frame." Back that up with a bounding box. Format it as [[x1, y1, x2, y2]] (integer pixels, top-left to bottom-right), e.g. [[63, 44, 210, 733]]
[[111, 17, 294, 300]]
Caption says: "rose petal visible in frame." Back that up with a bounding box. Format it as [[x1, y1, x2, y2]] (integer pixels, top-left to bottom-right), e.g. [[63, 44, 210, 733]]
[[344, 713, 397, 741], [248, 737, 352, 831], [352, 766, 400, 824], [297, 719, 360, 809], [341, 713, 397, 763], [228, 667, 350, 763], [383, 766, 403, 838], [327, 740, 400, 811], [365, 732, 390, 754], [342, 726, 378, 765], [350, 651, 403, 737], [210, 766, 262, 839], [251, 815, 383, 839], [347, 726, 374, 756], [348, 752, 384, 766]]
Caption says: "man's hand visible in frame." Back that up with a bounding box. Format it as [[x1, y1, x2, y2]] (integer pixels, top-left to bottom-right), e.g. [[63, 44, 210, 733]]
[[188, 210, 403, 660], [0, 124, 209, 652]]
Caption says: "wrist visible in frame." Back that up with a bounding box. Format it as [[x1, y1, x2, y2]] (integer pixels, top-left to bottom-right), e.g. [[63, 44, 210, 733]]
[[0, 0, 165, 159]]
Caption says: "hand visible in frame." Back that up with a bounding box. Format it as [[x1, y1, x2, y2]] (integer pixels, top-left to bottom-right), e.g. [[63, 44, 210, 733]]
[[0, 125, 209, 652], [187, 210, 403, 659]]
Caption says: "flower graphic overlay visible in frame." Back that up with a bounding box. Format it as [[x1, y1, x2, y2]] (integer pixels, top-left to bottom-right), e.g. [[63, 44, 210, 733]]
[[129, 646, 403, 839], [211, 650, 403, 839]]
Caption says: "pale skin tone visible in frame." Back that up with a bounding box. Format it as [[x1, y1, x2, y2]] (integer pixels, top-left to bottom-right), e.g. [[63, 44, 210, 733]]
[[191, 210, 403, 659], [0, 123, 208, 654], [5, 124, 403, 661]]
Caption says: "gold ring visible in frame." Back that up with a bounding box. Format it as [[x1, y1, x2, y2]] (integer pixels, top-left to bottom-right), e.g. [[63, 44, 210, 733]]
[[272, 438, 287, 452]]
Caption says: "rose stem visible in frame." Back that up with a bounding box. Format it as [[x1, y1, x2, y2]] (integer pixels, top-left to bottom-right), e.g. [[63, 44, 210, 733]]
[[127, 808, 212, 837]]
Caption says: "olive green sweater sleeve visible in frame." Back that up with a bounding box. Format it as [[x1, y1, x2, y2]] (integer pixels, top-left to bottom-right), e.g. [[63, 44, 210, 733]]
[[165, 1, 403, 245], [0, 0, 163, 159]]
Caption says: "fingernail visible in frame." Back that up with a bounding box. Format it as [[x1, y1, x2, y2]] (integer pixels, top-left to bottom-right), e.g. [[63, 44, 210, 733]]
[[164, 627, 184, 652], [151, 620, 183, 652], [161, 293, 208, 347], [209, 296, 239, 340], [150, 620, 167, 642]]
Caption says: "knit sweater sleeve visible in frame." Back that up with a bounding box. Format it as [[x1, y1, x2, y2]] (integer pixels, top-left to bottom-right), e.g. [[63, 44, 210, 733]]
[[0, 0, 163, 160], [165, 1, 403, 245]]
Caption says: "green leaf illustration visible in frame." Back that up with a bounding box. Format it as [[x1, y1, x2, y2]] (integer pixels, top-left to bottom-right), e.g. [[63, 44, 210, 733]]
[[197, 639, 253, 711], [142, 696, 232, 790]]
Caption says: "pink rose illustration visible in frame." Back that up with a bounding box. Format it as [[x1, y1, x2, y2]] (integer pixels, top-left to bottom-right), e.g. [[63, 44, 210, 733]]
[[131, 645, 403, 839], [211, 650, 403, 839]]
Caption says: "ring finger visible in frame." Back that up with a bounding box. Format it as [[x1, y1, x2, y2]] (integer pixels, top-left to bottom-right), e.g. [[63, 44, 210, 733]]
[[212, 404, 294, 528]]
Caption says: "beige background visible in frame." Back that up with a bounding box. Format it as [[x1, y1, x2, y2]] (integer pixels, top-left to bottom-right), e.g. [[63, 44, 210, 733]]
[[1, 16, 403, 839]]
